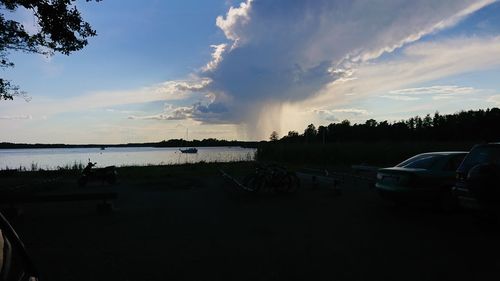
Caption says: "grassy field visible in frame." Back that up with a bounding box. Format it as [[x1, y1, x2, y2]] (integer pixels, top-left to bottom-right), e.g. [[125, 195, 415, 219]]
[[0, 162, 256, 193], [256, 141, 478, 167]]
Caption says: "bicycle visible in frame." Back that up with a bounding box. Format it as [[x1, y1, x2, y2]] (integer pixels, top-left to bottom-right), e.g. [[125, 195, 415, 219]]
[[243, 163, 300, 193]]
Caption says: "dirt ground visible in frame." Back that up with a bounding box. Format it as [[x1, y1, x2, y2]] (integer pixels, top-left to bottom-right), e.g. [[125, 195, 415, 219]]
[[6, 163, 500, 281]]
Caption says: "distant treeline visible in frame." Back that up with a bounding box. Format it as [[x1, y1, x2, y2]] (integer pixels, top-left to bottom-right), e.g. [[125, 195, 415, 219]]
[[276, 108, 500, 143], [0, 139, 259, 149], [0, 142, 157, 149], [155, 139, 259, 148]]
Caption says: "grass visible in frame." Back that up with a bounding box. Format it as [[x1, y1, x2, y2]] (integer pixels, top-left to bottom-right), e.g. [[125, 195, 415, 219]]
[[1, 161, 85, 172], [0, 161, 254, 192], [117, 161, 255, 181]]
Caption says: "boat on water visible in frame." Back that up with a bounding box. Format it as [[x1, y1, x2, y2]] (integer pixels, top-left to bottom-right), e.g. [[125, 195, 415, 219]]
[[179, 127, 198, 153], [179, 147, 198, 154]]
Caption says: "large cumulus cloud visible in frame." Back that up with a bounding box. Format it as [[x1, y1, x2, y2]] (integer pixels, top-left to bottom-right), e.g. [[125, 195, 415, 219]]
[[196, 0, 493, 138]]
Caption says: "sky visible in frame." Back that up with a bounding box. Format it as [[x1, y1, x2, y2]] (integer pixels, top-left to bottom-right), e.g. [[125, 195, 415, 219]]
[[1, 0, 500, 144]]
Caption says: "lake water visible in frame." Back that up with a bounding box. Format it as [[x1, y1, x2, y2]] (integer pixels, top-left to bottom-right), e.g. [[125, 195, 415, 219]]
[[0, 147, 257, 170]]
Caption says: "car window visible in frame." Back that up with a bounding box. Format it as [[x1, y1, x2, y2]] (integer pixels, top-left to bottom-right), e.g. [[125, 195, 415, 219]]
[[460, 146, 500, 171], [443, 154, 467, 171], [396, 154, 441, 169]]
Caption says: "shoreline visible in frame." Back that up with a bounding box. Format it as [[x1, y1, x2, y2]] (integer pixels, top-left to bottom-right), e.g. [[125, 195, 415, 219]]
[[0, 159, 258, 173]]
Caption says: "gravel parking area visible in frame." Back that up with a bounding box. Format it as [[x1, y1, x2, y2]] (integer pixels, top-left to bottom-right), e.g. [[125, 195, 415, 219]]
[[8, 166, 500, 281]]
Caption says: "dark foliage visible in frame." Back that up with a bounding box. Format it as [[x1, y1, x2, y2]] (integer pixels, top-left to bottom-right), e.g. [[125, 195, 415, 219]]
[[278, 108, 500, 143], [156, 138, 260, 148], [1, 0, 100, 100]]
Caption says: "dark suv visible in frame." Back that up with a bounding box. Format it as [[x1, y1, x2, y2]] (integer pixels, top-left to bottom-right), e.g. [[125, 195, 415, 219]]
[[453, 143, 500, 212]]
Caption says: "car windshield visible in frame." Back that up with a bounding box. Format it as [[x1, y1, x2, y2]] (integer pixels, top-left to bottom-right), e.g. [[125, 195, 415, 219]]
[[396, 154, 441, 169], [460, 145, 500, 171], [443, 153, 467, 171]]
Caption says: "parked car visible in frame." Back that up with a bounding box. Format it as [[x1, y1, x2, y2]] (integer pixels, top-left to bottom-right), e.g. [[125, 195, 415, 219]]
[[376, 151, 468, 210], [453, 143, 500, 213]]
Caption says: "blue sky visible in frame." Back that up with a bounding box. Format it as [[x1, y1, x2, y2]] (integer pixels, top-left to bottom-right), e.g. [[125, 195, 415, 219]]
[[1, 0, 500, 143]]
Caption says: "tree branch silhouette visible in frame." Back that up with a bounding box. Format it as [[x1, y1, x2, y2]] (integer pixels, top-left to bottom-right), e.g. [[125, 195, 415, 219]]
[[0, 0, 101, 100]]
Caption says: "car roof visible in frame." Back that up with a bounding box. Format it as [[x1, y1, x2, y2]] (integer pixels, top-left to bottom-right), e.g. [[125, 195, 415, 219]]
[[416, 151, 468, 156], [472, 143, 500, 148]]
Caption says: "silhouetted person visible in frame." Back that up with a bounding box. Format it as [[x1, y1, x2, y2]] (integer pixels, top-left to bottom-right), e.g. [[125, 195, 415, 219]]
[[83, 161, 96, 175]]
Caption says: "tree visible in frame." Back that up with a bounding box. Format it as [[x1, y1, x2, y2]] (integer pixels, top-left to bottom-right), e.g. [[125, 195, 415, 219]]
[[281, 130, 299, 143], [422, 114, 432, 129], [1, 0, 100, 100], [317, 125, 327, 143], [269, 131, 279, 142], [365, 119, 377, 127], [304, 124, 317, 142]]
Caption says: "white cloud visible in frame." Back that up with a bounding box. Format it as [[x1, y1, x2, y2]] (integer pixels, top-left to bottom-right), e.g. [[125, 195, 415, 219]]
[[488, 95, 500, 106], [203, 44, 228, 72], [105, 108, 142, 114], [0, 115, 32, 120], [379, 95, 421, 101], [128, 101, 229, 123], [0, 78, 211, 118], [170, 78, 211, 92], [350, 0, 496, 62], [390, 86, 478, 96], [216, 0, 253, 47], [314, 110, 339, 122], [128, 106, 194, 121], [215, 0, 491, 66], [323, 108, 369, 115], [379, 85, 483, 101], [309, 36, 500, 108], [313, 108, 369, 122]]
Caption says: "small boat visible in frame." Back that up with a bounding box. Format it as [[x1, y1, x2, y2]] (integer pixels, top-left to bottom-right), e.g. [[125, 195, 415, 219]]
[[179, 128, 197, 154], [179, 147, 198, 154]]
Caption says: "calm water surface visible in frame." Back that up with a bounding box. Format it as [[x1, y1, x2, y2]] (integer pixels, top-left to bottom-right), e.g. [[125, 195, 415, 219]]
[[0, 147, 256, 170]]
